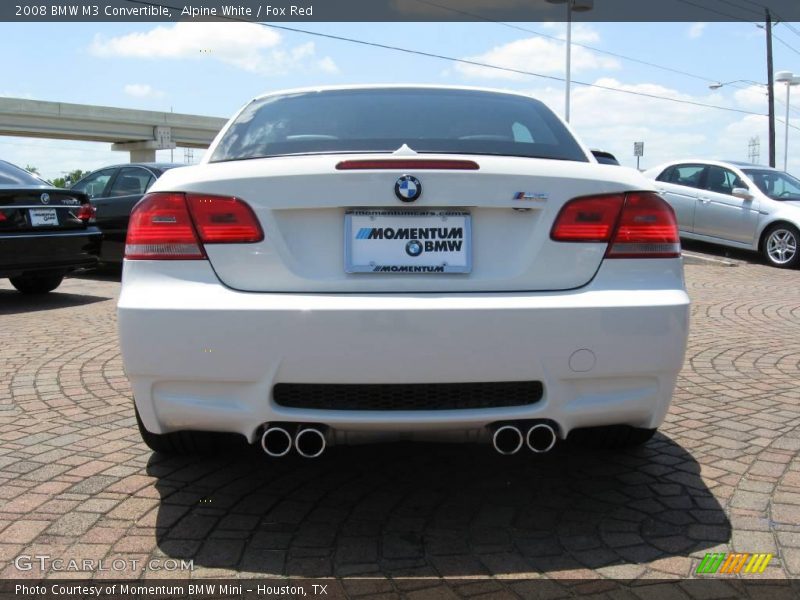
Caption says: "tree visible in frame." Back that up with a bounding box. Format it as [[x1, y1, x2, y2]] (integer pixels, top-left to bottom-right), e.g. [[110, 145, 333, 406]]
[[25, 165, 40, 175], [52, 169, 89, 189]]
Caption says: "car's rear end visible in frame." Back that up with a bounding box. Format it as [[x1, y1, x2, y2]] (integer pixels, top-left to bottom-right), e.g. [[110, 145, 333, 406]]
[[0, 160, 100, 292], [118, 86, 690, 457]]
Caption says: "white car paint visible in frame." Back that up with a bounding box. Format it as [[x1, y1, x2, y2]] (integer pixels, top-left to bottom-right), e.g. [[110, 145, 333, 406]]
[[118, 85, 690, 451]]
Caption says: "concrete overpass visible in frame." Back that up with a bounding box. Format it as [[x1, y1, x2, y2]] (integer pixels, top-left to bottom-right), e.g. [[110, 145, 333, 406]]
[[0, 97, 228, 162]]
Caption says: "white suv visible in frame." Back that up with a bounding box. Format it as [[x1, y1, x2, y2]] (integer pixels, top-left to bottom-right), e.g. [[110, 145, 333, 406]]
[[118, 86, 690, 458]]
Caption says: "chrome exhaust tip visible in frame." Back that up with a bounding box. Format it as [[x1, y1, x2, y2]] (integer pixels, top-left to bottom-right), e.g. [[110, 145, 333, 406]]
[[295, 427, 327, 458], [261, 426, 293, 458], [526, 423, 557, 453], [492, 425, 524, 455]]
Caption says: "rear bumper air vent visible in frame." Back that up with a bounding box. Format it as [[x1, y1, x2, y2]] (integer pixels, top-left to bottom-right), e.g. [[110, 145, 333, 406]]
[[273, 381, 544, 411]]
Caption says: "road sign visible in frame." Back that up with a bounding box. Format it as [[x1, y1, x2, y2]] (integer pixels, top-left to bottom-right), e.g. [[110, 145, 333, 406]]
[[633, 142, 644, 157]]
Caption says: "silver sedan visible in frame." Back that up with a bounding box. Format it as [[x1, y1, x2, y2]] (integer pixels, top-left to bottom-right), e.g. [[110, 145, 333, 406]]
[[644, 159, 800, 268]]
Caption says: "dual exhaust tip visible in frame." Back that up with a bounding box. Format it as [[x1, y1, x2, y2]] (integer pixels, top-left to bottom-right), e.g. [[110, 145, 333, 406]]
[[261, 425, 326, 458], [492, 422, 557, 455], [262, 421, 557, 457]]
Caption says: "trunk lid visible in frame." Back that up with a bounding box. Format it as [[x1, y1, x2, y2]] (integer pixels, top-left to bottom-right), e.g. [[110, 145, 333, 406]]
[[152, 154, 653, 293], [0, 187, 91, 233]]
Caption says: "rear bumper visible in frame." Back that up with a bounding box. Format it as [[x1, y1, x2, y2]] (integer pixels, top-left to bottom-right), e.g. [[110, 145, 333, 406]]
[[118, 259, 690, 443], [0, 229, 101, 277]]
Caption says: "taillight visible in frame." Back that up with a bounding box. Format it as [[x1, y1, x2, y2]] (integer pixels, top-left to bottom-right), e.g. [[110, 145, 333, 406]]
[[125, 192, 263, 260], [126, 193, 204, 260], [76, 203, 96, 222], [186, 194, 263, 243], [606, 193, 680, 258], [550, 194, 625, 242], [551, 192, 680, 258]]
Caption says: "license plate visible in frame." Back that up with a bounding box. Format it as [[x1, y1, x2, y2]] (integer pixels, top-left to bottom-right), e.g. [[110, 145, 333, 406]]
[[29, 208, 58, 227], [345, 209, 471, 273]]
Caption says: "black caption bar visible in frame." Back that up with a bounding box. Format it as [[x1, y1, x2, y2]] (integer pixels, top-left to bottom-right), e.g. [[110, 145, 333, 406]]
[[3, 579, 800, 600], [2, 0, 800, 22]]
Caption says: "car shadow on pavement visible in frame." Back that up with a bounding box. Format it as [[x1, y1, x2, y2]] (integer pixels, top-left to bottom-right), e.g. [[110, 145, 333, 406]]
[[70, 265, 123, 282], [0, 289, 111, 315], [146, 433, 729, 577]]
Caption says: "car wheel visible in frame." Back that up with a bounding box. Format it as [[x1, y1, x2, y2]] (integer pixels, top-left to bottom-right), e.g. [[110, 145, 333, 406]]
[[567, 425, 656, 449], [762, 224, 800, 268], [134, 404, 244, 455], [9, 273, 65, 294]]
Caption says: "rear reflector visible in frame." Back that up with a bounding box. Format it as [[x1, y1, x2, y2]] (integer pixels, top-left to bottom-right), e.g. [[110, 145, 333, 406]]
[[551, 192, 680, 258], [125, 192, 263, 260], [336, 159, 480, 170]]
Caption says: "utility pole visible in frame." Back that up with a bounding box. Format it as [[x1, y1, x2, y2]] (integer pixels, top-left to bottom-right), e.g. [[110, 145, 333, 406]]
[[766, 9, 776, 167]]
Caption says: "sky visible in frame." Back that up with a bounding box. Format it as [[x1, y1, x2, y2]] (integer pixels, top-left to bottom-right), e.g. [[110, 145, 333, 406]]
[[1, 19, 800, 180]]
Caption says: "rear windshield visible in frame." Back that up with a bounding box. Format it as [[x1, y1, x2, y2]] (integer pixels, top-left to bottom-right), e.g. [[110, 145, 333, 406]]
[[0, 160, 49, 186], [210, 88, 588, 163]]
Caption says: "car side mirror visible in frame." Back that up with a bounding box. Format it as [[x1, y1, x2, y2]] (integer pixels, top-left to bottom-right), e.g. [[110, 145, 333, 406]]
[[732, 187, 753, 200]]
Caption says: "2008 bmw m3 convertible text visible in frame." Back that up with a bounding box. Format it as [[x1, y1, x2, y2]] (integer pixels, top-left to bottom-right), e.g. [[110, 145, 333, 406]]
[[118, 86, 690, 458]]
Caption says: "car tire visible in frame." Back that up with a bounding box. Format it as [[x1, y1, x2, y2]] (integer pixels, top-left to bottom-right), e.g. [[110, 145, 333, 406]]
[[762, 223, 800, 269], [568, 425, 656, 449], [134, 404, 243, 455], [9, 273, 65, 294]]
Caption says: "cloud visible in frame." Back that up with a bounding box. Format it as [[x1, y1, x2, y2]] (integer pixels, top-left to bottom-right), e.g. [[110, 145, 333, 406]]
[[507, 77, 781, 170], [90, 22, 337, 76], [317, 56, 340, 74], [123, 84, 164, 99], [732, 84, 767, 110], [687, 22, 707, 39], [455, 31, 619, 81]]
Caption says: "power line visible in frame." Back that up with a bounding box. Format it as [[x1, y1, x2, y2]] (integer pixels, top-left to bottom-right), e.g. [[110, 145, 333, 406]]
[[772, 32, 800, 56], [707, 0, 765, 19], [779, 21, 800, 39], [671, 0, 757, 23], [411, 0, 732, 87]]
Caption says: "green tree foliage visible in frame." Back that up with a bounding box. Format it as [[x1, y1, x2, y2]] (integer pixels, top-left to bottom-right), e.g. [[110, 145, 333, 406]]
[[52, 169, 88, 188]]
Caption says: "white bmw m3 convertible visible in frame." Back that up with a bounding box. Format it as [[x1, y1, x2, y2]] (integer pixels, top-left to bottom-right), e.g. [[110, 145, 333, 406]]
[[118, 85, 690, 457]]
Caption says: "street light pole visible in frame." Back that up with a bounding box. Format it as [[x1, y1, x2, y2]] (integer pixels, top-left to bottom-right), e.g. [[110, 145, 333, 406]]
[[776, 71, 800, 171], [546, 0, 594, 123], [565, 3, 572, 122]]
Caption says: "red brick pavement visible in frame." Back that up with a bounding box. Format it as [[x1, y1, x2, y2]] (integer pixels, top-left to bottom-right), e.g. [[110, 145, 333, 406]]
[[0, 261, 799, 590]]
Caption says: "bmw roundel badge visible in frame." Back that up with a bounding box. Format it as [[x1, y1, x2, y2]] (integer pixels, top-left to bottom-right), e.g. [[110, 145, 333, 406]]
[[395, 175, 422, 202], [405, 240, 423, 257]]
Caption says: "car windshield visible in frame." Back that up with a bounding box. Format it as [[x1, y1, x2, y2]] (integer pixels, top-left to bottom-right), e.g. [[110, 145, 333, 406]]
[[0, 160, 50, 186], [742, 168, 800, 201], [210, 88, 588, 163]]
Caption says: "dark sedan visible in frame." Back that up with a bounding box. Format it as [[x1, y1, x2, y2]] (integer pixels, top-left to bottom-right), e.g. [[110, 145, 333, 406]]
[[70, 163, 182, 263], [0, 160, 101, 293]]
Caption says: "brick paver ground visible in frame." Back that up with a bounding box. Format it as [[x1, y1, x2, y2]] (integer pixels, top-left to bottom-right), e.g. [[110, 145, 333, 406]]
[[1, 257, 799, 589]]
